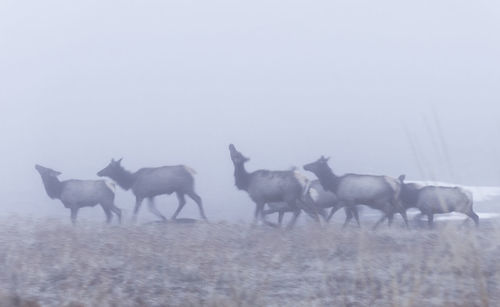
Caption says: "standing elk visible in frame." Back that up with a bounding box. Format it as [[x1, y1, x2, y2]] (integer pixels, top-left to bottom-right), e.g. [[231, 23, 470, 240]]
[[35, 164, 122, 224], [97, 159, 207, 222], [398, 175, 479, 228], [303, 156, 409, 229], [229, 144, 320, 227]]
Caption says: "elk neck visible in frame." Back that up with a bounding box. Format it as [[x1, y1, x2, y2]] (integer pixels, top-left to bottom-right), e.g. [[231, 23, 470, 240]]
[[40, 175, 63, 199], [233, 162, 251, 191], [108, 166, 136, 190], [315, 165, 340, 193]]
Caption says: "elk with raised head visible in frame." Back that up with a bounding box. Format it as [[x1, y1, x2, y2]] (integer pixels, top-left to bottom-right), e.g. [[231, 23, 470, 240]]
[[35, 164, 122, 224], [228, 144, 319, 227], [97, 159, 207, 222], [303, 156, 408, 228]]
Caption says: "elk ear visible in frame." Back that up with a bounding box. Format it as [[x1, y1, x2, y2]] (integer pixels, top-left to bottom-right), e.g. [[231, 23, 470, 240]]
[[399, 175, 406, 182], [117, 158, 123, 164]]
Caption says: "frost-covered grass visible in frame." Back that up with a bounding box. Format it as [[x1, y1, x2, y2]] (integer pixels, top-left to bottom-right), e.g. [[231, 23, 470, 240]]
[[1, 217, 499, 307]]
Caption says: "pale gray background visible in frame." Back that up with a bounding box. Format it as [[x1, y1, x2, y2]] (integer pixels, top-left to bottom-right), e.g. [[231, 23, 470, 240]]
[[1, 0, 499, 222]]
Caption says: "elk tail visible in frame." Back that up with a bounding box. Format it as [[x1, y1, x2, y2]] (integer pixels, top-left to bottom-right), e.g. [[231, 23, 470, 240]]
[[308, 187, 320, 203], [105, 181, 116, 192], [184, 166, 198, 176]]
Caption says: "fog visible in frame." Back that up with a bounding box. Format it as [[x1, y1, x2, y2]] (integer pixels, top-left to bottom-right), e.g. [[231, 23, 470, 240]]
[[1, 0, 499, 222]]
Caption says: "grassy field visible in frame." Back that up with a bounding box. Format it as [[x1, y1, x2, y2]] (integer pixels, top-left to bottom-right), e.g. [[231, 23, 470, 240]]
[[0, 217, 498, 307]]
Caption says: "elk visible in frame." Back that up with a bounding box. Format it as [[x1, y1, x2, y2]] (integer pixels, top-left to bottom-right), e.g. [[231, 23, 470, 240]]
[[398, 175, 478, 228], [263, 180, 358, 226], [35, 164, 122, 224], [228, 144, 319, 227], [97, 159, 207, 222], [303, 156, 408, 229], [263, 202, 312, 225]]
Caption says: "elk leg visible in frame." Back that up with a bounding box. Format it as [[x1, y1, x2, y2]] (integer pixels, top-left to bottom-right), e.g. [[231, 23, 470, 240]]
[[172, 192, 187, 220], [262, 208, 276, 224], [318, 208, 329, 222], [327, 205, 342, 222], [427, 214, 434, 228], [70, 207, 79, 225], [102, 206, 112, 224], [372, 214, 387, 230], [296, 198, 320, 223], [466, 211, 479, 227], [110, 205, 122, 224], [387, 213, 394, 227], [342, 209, 354, 229], [100, 199, 116, 224], [254, 202, 265, 224], [187, 191, 207, 221], [133, 197, 144, 222], [341, 202, 356, 228], [262, 208, 287, 227], [147, 198, 167, 222], [399, 209, 409, 229], [286, 209, 302, 229], [393, 198, 409, 229], [278, 211, 285, 226], [351, 207, 361, 228], [261, 208, 279, 228]]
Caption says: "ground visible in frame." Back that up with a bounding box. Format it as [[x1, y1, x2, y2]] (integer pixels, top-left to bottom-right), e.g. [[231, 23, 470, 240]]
[[0, 217, 499, 307]]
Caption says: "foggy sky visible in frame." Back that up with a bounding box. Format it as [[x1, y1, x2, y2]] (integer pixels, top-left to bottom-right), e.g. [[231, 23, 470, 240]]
[[1, 0, 499, 221]]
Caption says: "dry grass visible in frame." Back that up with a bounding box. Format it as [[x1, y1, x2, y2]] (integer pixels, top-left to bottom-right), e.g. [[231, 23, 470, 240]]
[[0, 217, 499, 307]]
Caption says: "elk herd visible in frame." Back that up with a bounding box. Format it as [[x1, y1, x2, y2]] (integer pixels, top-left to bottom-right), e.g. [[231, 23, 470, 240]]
[[34, 144, 480, 229]]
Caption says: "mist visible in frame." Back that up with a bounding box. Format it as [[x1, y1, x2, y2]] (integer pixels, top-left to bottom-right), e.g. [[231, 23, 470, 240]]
[[1, 0, 499, 222]]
